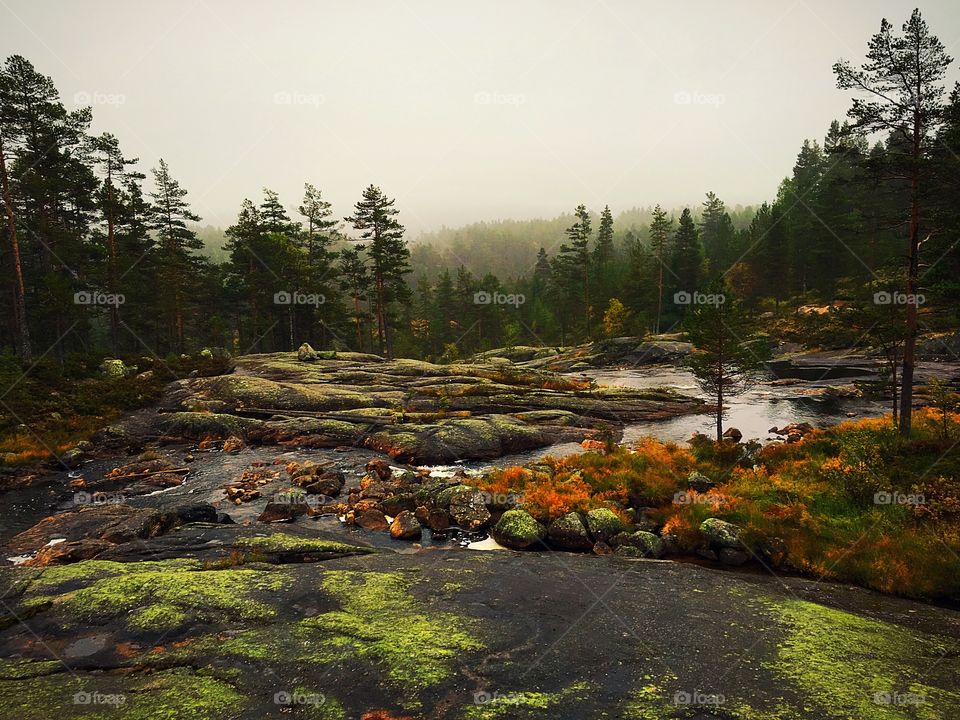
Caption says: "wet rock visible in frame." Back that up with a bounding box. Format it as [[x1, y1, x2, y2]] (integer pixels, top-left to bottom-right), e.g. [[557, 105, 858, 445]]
[[585, 507, 627, 543], [490, 509, 546, 550], [723, 427, 743, 443], [381, 493, 416, 517], [759, 536, 789, 568], [365, 459, 393, 481], [700, 518, 744, 549], [612, 530, 665, 559], [258, 492, 310, 523], [296, 470, 345, 497], [593, 541, 614, 556], [5, 504, 168, 555], [389, 511, 422, 540], [415, 505, 450, 532], [23, 539, 114, 566], [355, 508, 389, 530], [439, 486, 491, 531], [547, 512, 593, 552]]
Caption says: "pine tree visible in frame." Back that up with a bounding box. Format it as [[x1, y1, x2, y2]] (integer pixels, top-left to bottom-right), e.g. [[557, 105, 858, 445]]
[[345, 185, 410, 357], [554, 204, 592, 339], [669, 207, 704, 307], [337, 246, 369, 351], [649, 204, 674, 334], [700, 192, 737, 278], [835, 8, 953, 435], [149, 159, 201, 354], [592, 205, 615, 312]]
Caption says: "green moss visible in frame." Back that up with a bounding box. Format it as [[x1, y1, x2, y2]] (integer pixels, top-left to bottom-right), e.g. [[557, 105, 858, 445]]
[[235, 533, 372, 555], [32, 559, 201, 590], [0, 668, 244, 720], [619, 672, 677, 720], [761, 596, 960, 719], [0, 657, 61, 680], [460, 680, 594, 719], [300, 570, 484, 701], [51, 563, 290, 632]]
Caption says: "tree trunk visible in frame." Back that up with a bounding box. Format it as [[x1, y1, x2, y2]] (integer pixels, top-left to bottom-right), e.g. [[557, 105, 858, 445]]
[[898, 116, 921, 436], [105, 169, 119, 354], [0, 131, 31, 359]]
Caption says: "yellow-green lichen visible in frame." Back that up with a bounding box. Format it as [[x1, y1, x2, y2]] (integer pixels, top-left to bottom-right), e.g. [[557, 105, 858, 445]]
[[47, 562, 290, 632], [300, 570, 484, 700], [460, 680, 594, 719], [762, 597, 960, 719], [0, 657, 62, 680], [235, 533, 372, 555]]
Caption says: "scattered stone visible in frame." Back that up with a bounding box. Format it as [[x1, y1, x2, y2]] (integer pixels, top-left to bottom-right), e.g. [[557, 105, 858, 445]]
[[222, 435, 245, 454], [355, 508, 389, 530], [547, 512, 593, 552], [365, 459, 393, 481], [389, 511, 422, 540], [585, 507, 627, 543], [441, 486, 491, 531], [718, 548, 750, 566], [723, 427, 743, 443]]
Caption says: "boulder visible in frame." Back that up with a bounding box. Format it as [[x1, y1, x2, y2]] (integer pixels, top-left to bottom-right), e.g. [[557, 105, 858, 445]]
[[612, 530, 665, 559], [99, 358, 130, 378], [686, 471, 715, 493], [389, 511, 422, 540], [381, 493, 416, 517], [490, 509, 546, 550], [365, 459, 393, 481], [257, 495, 309, 523], [585, 507, 627, 542], [415, 505, 450, 532], [355, 508, 389, 530], [23, 539, 114, 566], [439, 485, 491, 531], [222, 435, 245, 454], [547, 512, 593, 552], [722, 427, 743, 443], [297, 343, 319, 362], [296, 470, 345, 497], [700, 518, 744, 549]]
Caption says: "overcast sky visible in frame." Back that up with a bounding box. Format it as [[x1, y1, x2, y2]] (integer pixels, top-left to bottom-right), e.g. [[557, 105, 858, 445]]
[[2, 1, 959, 235]]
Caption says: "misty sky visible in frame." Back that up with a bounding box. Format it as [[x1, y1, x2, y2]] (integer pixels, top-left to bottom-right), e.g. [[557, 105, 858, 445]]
[[2, 0, 959, 235]]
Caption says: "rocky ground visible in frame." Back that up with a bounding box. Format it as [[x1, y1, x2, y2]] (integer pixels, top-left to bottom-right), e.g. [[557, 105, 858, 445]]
[[2, 344, 960, 718], [83, 349, 705, 467]]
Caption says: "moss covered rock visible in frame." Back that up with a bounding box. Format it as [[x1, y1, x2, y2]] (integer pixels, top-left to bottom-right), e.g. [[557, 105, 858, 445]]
[[491, 509, 546, 550], [547, 512, 593, 552], [585, 508, 627, 543]]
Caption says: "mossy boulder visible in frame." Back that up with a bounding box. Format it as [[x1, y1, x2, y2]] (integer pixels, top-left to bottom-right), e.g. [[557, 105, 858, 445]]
[[613, 531, 665, 559], [389, 511, 422, 541], [700, 518, 744, 549], [547, 512, 593, 552], [585, 508, 627, 542], [686, 470, 715, 493], [491, 509, 546, 550], [159, 412, 263, 440], [440, 485, 491, 531]]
